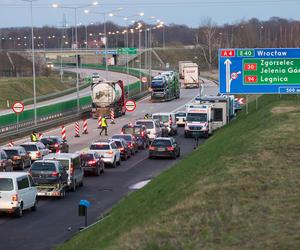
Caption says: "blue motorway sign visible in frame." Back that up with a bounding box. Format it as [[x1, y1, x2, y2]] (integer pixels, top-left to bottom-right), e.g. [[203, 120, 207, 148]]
[[219, 48, 300, 94]]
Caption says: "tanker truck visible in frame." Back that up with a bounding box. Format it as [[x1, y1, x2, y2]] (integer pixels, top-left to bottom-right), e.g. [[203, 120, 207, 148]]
[[91, 80, 126, 119]]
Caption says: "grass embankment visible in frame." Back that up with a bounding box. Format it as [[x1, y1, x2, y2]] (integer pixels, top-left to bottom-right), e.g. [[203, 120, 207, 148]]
[[0, 73, 77, 110], [58, 95, 300, 250]]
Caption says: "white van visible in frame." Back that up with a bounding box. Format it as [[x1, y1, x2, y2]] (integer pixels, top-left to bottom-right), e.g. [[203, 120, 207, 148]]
[[0, 172, 38, 217], [152, 113, 178, 135], [135, 119, 162, 141]]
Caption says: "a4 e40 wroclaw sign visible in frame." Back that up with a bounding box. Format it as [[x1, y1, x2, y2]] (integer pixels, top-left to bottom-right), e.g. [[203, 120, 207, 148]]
[[219, 48, 300, 94]]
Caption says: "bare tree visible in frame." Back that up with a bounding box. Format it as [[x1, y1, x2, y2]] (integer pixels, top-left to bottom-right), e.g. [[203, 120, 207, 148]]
[[195, 18, 221, 72]]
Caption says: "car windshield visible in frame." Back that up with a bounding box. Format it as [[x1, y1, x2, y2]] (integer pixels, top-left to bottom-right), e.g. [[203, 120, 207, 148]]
[[90, 144, 110, 150], [152, 140, 172, 147], [152, 115, 169, 123], [20, 144, 37, 151], [0, 178, 14, 191], [112, 135, 132, 141], [123, 127, 142, 136], [31, 162, 56, 171], [176, 112, 186, 117], [114, 141, 122, 148], [136, 121, 154, 129], [80, 154, 94, 161], [41, 138, 58, 145], [186, 113, 207, 122], [3, 150, 18, 157]]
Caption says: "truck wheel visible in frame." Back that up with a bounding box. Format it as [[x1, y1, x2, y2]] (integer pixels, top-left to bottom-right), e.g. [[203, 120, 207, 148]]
[[60, 188, 66, 199], [14, 204, 23, 218], [31, 198, 38, 211]]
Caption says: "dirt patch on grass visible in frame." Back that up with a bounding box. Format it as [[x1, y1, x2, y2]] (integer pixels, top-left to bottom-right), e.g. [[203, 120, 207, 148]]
[[271, 106, 297, 114]]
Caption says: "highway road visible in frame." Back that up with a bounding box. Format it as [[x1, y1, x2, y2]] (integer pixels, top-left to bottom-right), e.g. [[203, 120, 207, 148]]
[[0, 78, 218, 250], [0, 68, 138, 116]]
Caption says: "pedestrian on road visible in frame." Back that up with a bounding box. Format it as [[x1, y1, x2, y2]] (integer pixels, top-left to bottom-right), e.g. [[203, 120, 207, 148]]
[[99, 116, 108, 136], [30, 130, 39, 142]]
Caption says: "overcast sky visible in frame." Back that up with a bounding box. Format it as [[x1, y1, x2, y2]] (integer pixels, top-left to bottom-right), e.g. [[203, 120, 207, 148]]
[[0, 0, 299, 28]]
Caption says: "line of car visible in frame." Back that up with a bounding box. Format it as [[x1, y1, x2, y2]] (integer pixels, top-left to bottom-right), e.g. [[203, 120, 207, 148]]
[[0, 112, 186, 218]]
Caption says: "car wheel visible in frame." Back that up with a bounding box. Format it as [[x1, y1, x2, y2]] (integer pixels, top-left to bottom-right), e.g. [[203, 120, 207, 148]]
[[14, 204, 23, 218], [177, 149, 181, 157], [101, 164, 105, 173], [172, 152, 177, 159], [117, 157, 121, 166], [79, 179, 84, 187], [111, 158, 117, 168], [60, 188, 66, 199], [123, 153, 128, 161], [71, 181, 76, 192], [96, 166, 100, 176], [31, 198, 38, 211], [131, 149, 135, 156]]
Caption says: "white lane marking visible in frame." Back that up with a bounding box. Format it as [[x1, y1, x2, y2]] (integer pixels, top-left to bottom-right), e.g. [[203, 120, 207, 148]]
[[129, 179, 151, 190]]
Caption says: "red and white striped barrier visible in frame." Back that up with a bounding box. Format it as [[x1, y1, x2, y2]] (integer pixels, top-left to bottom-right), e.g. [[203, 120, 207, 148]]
[[38, 132, 43, 140], [61, 125, 66, 140], [110, 109, 115, 124], [83, 118, 88, 134], [75, 122, 80, 137], [8, 140, 14, 148], [98, 115, 102, 129]]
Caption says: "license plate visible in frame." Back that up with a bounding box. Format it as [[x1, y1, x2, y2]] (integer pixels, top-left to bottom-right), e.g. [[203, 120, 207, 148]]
[[157, 148, 165, 152]]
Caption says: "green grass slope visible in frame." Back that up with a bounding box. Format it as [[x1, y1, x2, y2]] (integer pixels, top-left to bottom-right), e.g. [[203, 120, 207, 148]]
[[58, 95, 300, 250]]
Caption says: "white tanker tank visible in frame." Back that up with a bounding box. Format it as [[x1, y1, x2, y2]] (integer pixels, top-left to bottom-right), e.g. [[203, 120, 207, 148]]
[[91, 80, 126, 118]]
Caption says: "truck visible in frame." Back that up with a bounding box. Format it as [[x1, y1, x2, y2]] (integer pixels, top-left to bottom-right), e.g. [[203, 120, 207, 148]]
[[184, 104, 213, 138], [194, 95, 235, 130], [183, 63, 199, 88], [178, 61, 192, 79], [91, 80, 126, 118], [150, 71, 180, 102]]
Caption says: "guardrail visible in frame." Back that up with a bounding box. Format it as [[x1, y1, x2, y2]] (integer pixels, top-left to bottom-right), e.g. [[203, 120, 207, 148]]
[[0, 66, 150, 140]]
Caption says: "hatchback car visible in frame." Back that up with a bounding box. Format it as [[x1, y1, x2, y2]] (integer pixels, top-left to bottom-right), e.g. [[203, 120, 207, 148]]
[[80, 151, 105, 176], [0, 149, 13, 172], [20, 142, 49, 161], [40, 136, 69, 153], [175, 111, 187, 127], [3, 146, 31, 170], [135, 119, 162, 141], [0, 172, 38, 217], [121, 124, 149, 149], [111, 138, 131, 161], [30, 160, 68, 186], [43, 153, 84, 192], [149, 137, 180, 159], [90, 140, 121, 168], [112, 134, 138, 155]]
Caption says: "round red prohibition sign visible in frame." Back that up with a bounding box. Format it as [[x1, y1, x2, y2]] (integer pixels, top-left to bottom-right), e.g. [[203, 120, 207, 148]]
[[12, 102, 24, 114], [125, 100, 136, 112]]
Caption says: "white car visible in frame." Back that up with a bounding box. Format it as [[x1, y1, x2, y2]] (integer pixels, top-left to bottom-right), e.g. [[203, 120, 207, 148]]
[[90, 140, 121, 168], [0, 172, 38, 217], [175, 111, 187, 127], [135, 119, 162, 141], [152, 112, 178, 135], [20, 142, 50, 161]]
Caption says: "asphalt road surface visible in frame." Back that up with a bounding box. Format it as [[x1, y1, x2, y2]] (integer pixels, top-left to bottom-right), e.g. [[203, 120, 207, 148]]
[[0, 68, 138, 116], [0, 78, 218, 250]]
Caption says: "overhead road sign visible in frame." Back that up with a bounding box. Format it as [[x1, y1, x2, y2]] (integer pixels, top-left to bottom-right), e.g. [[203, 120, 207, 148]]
[[95, 50, 117, 55], [117, 48, 138, 55], [219, 48, 300, 94], [125, 100, 136, 112], [12, 102, 24, 114]]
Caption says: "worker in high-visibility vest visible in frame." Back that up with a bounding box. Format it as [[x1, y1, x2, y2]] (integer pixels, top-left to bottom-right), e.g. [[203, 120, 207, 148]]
[[30, 130, 39, 142], [99, 116, 108, 136]]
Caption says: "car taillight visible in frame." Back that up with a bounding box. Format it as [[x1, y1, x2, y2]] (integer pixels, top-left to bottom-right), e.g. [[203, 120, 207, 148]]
[[141, 131, 145, 136], [51, 171, 59, 177], [149, 146, 155, 150], [13, 156, 21, 160], [36, 151, 41, 157], [167, 146, 174, 151], [54, 143, 59, 148], [119, 147, 124, 152], [108, 150, 114, 155], [88, 160, 97, 165], [70, 164, 74, 174], [12, 194, 18, 202], [128, 143, 133, 148]]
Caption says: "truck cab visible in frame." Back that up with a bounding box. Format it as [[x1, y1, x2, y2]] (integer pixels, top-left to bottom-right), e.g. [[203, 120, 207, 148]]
[[184, 104, 213, 138]]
